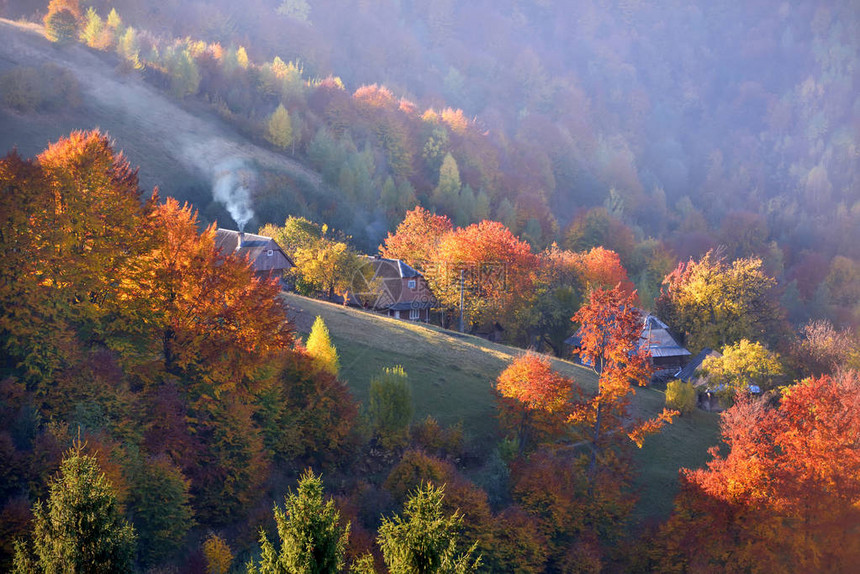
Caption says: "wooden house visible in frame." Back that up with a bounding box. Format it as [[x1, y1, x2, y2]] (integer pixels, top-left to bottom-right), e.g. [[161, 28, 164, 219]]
[[350, 256, 434, 321], [639, 314, 691, 376], [215, 229, 294, 282], [564, 312, 691, 377]]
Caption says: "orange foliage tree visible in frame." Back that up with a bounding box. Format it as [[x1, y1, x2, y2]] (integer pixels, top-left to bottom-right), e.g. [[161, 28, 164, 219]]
[[137, 197, 293, 391], [427, 220, 537, 331], [658, 372, 860, 573], [495, 352, 575, 449], [571, 287, 675, 463], [0, 131, 154, 387], [379, 205, 452, 267], [573, 246, 637, 299]]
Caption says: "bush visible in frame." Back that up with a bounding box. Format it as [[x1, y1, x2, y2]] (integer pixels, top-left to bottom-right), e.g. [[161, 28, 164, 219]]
[[368, 365, 413, 450], [411, 416, 464, 458], [665, 380, 697, 415]]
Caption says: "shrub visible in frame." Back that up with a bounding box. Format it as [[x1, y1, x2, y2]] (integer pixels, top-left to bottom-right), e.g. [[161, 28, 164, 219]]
[[202, 533, 232, 574], [368, 365, 412, 450], [665, 380, 697, 415]]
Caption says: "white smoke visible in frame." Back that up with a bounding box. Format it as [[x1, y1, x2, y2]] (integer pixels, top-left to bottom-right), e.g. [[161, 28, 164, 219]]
[[211, 158, 256, 231]]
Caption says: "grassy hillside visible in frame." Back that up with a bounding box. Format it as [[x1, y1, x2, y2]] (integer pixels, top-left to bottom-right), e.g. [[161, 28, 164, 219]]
[[283, 293, 721, 519]]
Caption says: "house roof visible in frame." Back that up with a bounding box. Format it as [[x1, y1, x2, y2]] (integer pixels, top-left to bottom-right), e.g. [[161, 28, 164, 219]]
[[677, 347, 721, 382], [639, 315, 691, 358], [365, 256, 422, 278], [215, 229, 294, 268]]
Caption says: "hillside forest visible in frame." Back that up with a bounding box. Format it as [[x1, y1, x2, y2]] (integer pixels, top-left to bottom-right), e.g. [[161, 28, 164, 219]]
[[1, 0, 860, 573]]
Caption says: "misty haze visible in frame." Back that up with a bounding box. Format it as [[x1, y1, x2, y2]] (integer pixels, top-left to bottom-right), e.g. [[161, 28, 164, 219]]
[[1, 0, 858, 572]]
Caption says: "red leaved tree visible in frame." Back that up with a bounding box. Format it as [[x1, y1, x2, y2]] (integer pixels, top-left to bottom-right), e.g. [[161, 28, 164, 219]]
[[570, 286, 676, 471], [379, 205, 453, 267], [573, 246, 637, 299], [428, 220, 537, 331], [658, 372, 860, 573], [496, 352, 575, 450]]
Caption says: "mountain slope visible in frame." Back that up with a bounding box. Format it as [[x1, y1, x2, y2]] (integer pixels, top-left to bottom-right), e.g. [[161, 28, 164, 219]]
[[283, 292, 721, 519], [0, 18, 322, 226]]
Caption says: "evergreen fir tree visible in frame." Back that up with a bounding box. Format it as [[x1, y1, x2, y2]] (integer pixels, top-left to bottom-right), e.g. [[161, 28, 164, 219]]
[[378, 484, 480, 574], [14, 442, 136, 574], [246, 470, 349, 574]]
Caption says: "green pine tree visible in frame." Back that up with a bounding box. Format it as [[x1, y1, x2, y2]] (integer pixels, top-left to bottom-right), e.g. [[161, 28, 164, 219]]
[[14, 443, 136, 574], [305, 316, 339, 377], [246, 470, 349, 574], [378, 484, 481, 574]]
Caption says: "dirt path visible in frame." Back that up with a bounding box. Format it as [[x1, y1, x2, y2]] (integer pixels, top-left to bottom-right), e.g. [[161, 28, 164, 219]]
[[0, 19, 323, 201]]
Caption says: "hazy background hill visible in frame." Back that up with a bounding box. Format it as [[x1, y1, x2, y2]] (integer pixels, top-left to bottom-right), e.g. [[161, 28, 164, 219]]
[[2, 0, 860, 325]]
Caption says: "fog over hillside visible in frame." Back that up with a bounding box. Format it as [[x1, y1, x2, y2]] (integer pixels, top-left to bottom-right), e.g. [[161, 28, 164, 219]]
[[2, 0, 859, 324]]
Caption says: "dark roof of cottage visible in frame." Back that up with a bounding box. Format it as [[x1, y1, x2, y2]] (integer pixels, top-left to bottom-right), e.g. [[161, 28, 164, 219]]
[[365, 256, 422, 278], [639, 315, 691, 358], [214, 229, 294, 267], [677, 347, 720, 381]]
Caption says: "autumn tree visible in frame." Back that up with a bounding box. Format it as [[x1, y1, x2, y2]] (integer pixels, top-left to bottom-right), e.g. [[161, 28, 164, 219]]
[[495, 353, 574, 450], [247, 470, 349, 574], [700, 339, 785, 399], [305, 316, 339, 377], [266, 104, 294, 150], [43, 0, 81, 43], [658, 372, 860, 572], [573, 246, 636, 298], [792, 320, 859, 377], [665, 380, 696, 415], [260, 216, 323, 259], [380, 206, 453, 268], [656, 249, 786, 352], [140, 198, 292, 387], [378, 484, 481, 574], [511, 447, 626, 569], [0, 131, 153, 386], [426, 220, 536, 331], [570, 286, 676, 481], [263, 218, 361, 299], [13, 443, 136, 573], [203, 534, 233, 574]]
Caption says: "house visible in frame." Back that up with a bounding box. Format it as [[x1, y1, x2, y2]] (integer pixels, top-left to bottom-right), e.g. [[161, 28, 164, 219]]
[[214, 229, 294, 282], [350, 256, 434, 321], [639, 314, 691, 376], [676, 347, 724, 411], [563, 312, 691, 377]]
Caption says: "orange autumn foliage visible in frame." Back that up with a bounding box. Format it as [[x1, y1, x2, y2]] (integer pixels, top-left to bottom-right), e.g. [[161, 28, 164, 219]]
[[497, 353, 574, 415], [573, 247, 637, 300], [380, 206, 453, 267], [571, 287, 676, 454], [429, 220, 537, 328], [659, 372, 860, 573], [136, 198, 293, 392], [496, 353, 576, 448]]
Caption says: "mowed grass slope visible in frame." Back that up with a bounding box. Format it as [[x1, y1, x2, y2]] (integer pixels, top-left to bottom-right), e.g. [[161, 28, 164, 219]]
[[282, 293, 721, 518]]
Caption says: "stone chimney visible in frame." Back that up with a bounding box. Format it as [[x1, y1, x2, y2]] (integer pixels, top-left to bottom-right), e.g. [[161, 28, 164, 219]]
[[237, 231, 245, 251]]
